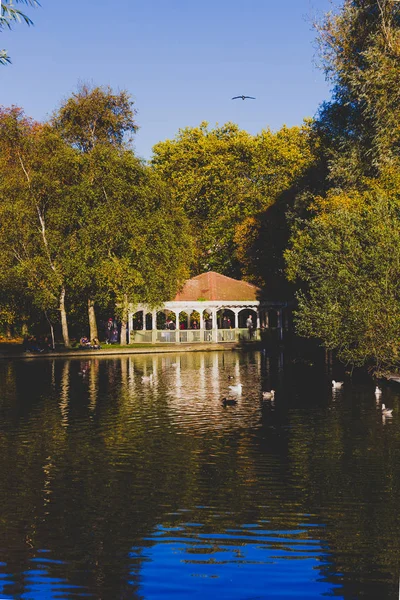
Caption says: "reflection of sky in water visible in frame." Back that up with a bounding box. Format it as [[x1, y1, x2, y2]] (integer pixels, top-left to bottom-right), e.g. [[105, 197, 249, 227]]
[[0, 556, 89, 599], [135, 519, 339, 599]]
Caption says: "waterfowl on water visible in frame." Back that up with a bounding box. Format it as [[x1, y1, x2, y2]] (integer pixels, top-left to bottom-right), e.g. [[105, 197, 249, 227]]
[[332, 380, 344, 389], [141, 374, 153, 383], [222, 398, 237, 406], [228, 383, 243, 394], [382, 404, 393, 417], [262, 390, 275, 400]]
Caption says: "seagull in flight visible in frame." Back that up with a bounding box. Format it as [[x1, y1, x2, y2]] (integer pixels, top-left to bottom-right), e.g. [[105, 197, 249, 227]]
[[232, 95, 256, 100]]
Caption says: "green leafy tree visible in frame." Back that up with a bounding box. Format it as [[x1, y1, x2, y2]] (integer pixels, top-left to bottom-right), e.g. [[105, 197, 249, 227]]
[[0, 106, 81, 347], [285, 187, 400, 371], [315, 0, 400, 184], [53, 84, 139, 341], [79, 153, 193, 344], [152, 121, 313, 277]]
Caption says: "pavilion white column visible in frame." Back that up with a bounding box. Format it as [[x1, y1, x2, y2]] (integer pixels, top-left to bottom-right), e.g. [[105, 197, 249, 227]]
[[211, 308, 218, 343], [128, 311, 132, 344], [152, 310, 157, 344], [199, 310, 205, 343], [174, 311, 180, 343], [264, 310, 269, 328]]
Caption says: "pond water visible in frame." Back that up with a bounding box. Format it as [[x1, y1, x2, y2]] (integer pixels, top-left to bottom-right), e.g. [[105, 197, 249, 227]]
[[0, 350, 400, 599]]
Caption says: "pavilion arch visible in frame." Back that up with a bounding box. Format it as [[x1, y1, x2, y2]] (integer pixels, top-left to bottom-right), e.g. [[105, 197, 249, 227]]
[[220, 308, 235, 329], [178, 310, 190, 330]]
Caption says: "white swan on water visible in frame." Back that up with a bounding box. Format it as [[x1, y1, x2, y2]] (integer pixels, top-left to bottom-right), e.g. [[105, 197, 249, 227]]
[[263, 390, 275, 400], [382, 404, 393, 417], [332, 380, 344, 389], [228, 383, 242, 394]]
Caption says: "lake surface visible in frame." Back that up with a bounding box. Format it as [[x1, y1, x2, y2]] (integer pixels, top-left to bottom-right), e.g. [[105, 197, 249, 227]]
[[0, 350, 400, 599]]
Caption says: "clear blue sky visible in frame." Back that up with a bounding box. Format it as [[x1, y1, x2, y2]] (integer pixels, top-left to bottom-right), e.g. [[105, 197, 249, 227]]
[[1, 0, 338, 160]]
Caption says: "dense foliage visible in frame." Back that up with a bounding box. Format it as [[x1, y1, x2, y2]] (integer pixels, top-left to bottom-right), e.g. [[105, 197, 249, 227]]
[[285, 0, 400, 371], [286, 188, 400, 370], [152, 122, 313, 277], [0, 88, 193, 345]]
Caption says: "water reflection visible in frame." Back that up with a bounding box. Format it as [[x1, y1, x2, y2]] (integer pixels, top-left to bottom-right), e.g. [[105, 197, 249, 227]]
[[0, 351, 400, 598]]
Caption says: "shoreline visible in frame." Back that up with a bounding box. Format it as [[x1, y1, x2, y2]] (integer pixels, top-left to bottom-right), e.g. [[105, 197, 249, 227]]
[[0, 342, 240, 360]]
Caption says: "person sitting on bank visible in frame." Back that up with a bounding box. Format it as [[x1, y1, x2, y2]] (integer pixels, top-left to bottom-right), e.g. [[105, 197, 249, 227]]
[[24, 335, 44, 353], [91, 337, 101, 349], [80, 336, 91, 349]]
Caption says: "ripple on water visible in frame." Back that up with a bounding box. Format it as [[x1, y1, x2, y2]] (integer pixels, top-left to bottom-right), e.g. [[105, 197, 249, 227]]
[[1, 352, 400, 599], [134, 515, 338, 600]]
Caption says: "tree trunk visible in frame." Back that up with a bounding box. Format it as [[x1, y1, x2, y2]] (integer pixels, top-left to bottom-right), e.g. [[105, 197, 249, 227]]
[[88, 298, 98, 341], [44, 310, 55, 350], [59, 287, 70, 348], [120, 294, 128, 346], [5, 324, 12, 339]]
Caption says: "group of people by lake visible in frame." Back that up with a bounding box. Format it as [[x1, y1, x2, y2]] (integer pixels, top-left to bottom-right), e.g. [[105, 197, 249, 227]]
[[79, 336, 101, 350], [22, 335, 54, 353]]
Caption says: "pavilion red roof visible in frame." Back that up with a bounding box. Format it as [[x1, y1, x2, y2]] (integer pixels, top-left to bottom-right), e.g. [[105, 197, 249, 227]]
[[174, 272, 260, 302]]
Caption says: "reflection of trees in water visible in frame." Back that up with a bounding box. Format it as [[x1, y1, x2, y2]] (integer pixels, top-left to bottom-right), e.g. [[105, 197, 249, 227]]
[[0, 355, 400, 597], [285, 398, 400, 599]]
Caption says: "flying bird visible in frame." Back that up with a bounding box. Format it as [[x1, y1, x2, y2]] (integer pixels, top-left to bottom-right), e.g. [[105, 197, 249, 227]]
[[232, 95, 256, 100]]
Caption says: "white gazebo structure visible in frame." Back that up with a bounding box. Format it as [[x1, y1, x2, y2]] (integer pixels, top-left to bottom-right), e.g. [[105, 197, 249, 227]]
[[128, 271, 286, 344]]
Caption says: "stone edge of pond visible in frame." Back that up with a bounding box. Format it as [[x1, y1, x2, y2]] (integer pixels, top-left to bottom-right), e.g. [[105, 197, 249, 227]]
[[0, 343, 241, 359]]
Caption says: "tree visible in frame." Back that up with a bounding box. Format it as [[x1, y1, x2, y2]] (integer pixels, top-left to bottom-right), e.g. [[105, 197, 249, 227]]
[[152, 121, 313, 278], [285, 187, 400, 371], [53, 84, 139, 341], [53, 84, 138, 152], [315, 0, 400, 184], [0, 107, 81, 347], [0, 0, 39, 65], [79, 152, 193, 345]]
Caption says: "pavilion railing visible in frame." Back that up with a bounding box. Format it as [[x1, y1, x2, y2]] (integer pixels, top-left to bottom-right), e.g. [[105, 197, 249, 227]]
[[130, 328, 261, 344], [130, 330, 153, 343]]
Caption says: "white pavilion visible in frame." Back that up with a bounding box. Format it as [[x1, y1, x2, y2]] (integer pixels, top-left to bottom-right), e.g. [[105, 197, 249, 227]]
[[128, 271, 287, 344]]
